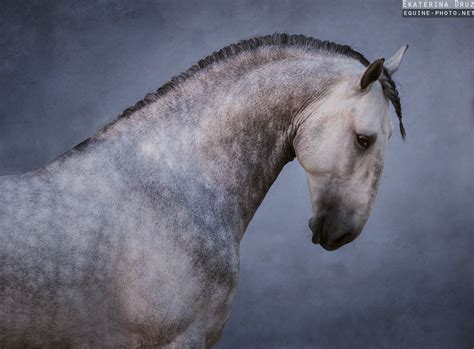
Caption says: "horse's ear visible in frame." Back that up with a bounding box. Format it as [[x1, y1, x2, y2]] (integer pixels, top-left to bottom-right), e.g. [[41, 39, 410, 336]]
[[360, 59, 385, 90], [384, 45, 409, 75]]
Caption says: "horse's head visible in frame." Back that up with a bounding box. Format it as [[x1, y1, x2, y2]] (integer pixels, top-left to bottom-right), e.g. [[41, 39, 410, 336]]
[[294, 46, 408, 251]]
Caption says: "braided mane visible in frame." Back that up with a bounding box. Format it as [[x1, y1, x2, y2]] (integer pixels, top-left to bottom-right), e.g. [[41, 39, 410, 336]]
[[117, 33, 405, 138]]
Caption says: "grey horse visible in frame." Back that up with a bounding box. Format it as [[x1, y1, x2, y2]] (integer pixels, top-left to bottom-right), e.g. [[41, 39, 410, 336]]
[[0, 34, 408, 348]]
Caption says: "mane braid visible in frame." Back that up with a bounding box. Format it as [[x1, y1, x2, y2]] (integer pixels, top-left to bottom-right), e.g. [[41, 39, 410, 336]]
[[112, 33, 405, 139]]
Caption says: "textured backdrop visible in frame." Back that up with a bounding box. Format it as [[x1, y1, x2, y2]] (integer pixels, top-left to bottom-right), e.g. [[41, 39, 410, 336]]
[[0, 0, 472, 348]]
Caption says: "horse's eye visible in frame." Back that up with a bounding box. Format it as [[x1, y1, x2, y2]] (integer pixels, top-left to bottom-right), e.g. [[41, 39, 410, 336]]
[[356, 134, 371, 149]]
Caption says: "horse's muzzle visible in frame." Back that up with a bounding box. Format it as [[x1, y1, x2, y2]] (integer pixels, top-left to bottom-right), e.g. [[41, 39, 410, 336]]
[[308, 215, 357, 250]]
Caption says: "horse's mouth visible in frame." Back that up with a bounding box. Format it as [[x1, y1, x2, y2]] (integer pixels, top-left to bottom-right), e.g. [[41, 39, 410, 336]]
[[319, 233, 354, 251]]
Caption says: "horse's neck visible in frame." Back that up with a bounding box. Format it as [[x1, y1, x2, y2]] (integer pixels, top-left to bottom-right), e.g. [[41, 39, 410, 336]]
[[90, 50, 342, 240]]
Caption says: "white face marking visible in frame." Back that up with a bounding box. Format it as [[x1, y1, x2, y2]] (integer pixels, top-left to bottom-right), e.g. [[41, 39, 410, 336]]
[[294, 74, 393, 250]]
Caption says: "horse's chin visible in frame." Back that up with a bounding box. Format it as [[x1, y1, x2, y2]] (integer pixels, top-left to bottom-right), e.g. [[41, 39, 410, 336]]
[[319, 241, 340, 251], [318, 230, 359, 251]]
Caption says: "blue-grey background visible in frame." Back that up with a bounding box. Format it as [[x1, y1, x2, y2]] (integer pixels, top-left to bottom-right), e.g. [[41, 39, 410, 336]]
[[0, 1, 472, 348]]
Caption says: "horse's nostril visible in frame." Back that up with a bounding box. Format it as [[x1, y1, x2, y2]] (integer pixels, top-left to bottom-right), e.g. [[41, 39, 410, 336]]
[[308, 217, 317, 232], [312, 231, 320, 244], [309, 215, 325, 245]]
